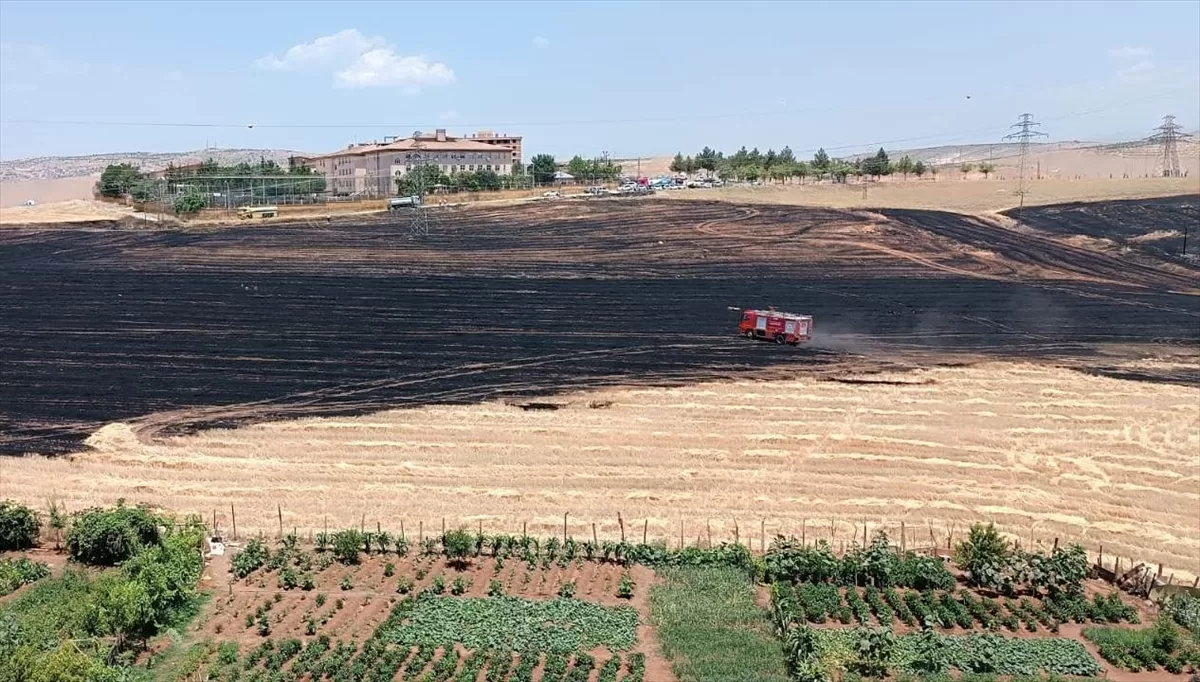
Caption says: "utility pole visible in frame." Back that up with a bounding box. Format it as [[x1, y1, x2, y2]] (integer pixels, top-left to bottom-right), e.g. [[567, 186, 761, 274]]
[[1003, 113, 1048, 208], [408, 138, 433, 240], [1148, 114, 1191, 178]]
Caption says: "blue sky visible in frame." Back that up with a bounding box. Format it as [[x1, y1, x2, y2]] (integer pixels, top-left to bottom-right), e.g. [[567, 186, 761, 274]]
[[1, 0, 1197, 161]]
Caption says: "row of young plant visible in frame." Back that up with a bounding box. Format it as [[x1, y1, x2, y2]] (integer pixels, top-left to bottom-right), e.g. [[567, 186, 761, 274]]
[[1083, 615, 1199, 674], [202, 637, 646, 682], [0, 556, 49, 596], [233, 526, 754, 577], [773, 581, 1137, 633], [765, 526, 1091, 601], [200, 592, 646, 682], [235, 534, 638, 603], [781, 624, 1102, 681]]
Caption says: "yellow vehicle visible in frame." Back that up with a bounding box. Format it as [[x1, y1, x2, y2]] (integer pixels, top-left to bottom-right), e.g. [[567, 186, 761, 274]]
[[237, 205, 278, 219]]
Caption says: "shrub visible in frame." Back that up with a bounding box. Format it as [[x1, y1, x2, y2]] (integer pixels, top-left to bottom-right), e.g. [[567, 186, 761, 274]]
[[442, 528, 474, 567], [557, 580, 577, 598], [217, 642, 239, 666], [65, 503, 161, 565], [451, 577, 467, 595], [300, 573, 315, 591], [315, 592, 326, 606], [0, 501, 39, 550], [396, 577, 414, 595], [955, 523, 1010, 589], [339, 575, 352, 591], [487, 579, 504, 597], [617, 572, 635, 599], [231, 539, 269, 579], [430, 575, 445, 595], [278, 567, 297, 590], [331, 530, 363, 565], [0, 557, 50, 596], [383, 562, 395, 578]]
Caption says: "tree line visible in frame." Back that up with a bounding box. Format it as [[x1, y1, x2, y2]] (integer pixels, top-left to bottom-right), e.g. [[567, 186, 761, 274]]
[[669, 146, 999, 183], [99, 158, 327, 213]]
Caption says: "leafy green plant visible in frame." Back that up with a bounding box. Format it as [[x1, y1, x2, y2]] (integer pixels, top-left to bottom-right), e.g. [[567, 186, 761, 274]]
[[394, 536, 410, 557], [852, 626, 896, 677], [557, 580, 577, 598], [278, 567, 297, 590], [332, 529, 363, 565], [430, 575, 445, 595], [65, 502, 161, 565], [383, 562, 395, 577], [300, 572, 315, 591], [0, 557, 50, 596], [442, 527, 474, 567], [340, 575, 352, 591], [0, 501, 39, 550], [315, 592, 326, 607], [487, 579, 504, 597], [955, 523, 1010, 590], [617, 572, 635, 599], [451, 577, 467, 595], [397, 577, 415, 595], [232, 539, 269, 579]]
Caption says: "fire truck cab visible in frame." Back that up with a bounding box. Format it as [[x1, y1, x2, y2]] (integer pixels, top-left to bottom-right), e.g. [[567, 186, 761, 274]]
[[739, 309, 813, 345]]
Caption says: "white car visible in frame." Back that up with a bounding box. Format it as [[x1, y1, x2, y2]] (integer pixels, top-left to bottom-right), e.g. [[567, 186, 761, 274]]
[[543, 190, 560, 198]]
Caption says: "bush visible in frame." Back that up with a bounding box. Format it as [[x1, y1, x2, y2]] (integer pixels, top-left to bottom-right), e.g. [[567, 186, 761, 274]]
[[557, 580, 577, 598], [174, 191, 206, 215], [278, 567, 298, 590], [0, 557, 50, 596], [442, 528, 474, 566], [617, 573, 635, 599], [232, 539, 269, 579], [339, 575, 352, 591], [487, 579, 504, 597], [451, 577, 467, 595], [331, 529, 363, 565], [65, 503, 161, 565], [0, 501, 39, 550], [383, 562, 395, 577]]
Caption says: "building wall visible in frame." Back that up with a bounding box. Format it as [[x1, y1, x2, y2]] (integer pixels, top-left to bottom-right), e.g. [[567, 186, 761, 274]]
[[315, 144, 513, 196]]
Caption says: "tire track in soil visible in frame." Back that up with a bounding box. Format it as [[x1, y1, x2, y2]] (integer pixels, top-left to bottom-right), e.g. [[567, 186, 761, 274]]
[[2, 199, 1197, 454]]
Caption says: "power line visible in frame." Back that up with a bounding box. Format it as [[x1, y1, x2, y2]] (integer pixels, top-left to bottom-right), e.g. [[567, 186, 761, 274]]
[[1147, 114, 1192, 178], [1002, 113, 1048, 208]]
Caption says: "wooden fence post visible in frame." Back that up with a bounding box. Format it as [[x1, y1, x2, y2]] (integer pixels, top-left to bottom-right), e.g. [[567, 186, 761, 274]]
[[479, 519, 484, 537], [642, 519, 648, 545], [1098, 545, 1104, 569], [900, 521, 906, 553], [706, 520, 712, 549], [521, 521, 526, 540], [563, 513, 568, 543], [231, 504, 237, 541], [419, 521, 424, 543], [734, 519, 739, 546], [760, 518, 765, 554], [802, 519, 807, 547], [277, 504, 283, 538], [679, 519, 684, 550], [212, 509, 217, 535], [618, 512, 625, 543], [400, 520, 405, 540], [323, 515, 328, 540], [441, 518, 446, 538], [1053, 537, 1059, 552], [592, 523, 597, 546]]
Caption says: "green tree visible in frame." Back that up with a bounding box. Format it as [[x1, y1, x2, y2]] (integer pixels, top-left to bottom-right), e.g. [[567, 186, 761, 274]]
[[794, 161, 811, 184], [978, 161, 996, 178], [812, 148, 831, 174], [530, 154, 557, 185], [97, 163, 144, 198], [913, 160, 928, 178], [475, 169, 501, 191], [778, 146, 796, 165], [960, 162, 975, 178], [396, 164, 448, 196], [955, 523, 1011, 588], [173, 191, 206, 215], [863, 148, 891, 178], [669, 153, 686, 173], [697, 147, 718, 175], [566, 155, 591, 181], [894, 155, 915, 180], [441, 527, 474, 568]]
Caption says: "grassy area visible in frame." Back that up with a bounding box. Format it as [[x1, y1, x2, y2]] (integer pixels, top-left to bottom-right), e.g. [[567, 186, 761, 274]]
[[649, 566, 789, 682]]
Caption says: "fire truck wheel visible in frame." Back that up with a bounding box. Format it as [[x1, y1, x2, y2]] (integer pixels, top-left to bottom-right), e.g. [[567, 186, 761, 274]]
[[775, 335, 786, 345], [745, 330, 755, 339]]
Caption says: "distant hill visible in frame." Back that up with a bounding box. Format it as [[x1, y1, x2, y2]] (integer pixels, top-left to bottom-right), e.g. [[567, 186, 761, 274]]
[[0, 148, 308, 183]]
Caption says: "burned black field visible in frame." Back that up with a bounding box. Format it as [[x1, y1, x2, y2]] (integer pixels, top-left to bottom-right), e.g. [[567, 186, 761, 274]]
[[2, 197, 1197, 454]]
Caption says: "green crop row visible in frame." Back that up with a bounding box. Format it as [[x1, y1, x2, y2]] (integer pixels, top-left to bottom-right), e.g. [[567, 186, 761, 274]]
[[773, 581, 1136, 633], [1084, 616, 1199, 674], [785, 626, 1102, 679], [0, 556, 49, 596]]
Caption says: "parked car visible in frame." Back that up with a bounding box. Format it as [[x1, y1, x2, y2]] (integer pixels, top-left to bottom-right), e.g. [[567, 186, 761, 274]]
[[543, 190, 560, 198]]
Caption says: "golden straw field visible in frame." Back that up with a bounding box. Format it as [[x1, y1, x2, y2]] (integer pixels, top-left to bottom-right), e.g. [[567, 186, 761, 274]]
[[4, 361, 1196, 578]]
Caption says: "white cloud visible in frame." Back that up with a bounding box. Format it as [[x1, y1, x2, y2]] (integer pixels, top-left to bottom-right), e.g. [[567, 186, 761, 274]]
[[334, 49, 454, 90], [1117, 59, 1155, 80], [256, 29, 385, 71], [532, 36, 550, 48], [256, 29, 454, 92], [1109, 46, 1151, 60]]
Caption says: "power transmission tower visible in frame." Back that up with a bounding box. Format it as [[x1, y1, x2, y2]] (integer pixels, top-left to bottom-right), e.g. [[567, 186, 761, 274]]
[[1003, 113, 1048, 207], [1148, 114, 1191, 178], [408, 138, 433, 240]]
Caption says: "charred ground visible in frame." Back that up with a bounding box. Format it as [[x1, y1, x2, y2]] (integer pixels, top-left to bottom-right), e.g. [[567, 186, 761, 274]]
[[1, 197, 1197, 454]]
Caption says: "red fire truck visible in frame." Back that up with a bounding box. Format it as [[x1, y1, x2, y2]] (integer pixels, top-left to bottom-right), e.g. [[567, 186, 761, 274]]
[[738, 308, 813, 345]]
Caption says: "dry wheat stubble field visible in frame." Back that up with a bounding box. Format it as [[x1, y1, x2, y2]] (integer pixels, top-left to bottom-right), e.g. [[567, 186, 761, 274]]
[[1, 195, 1197, 577]]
